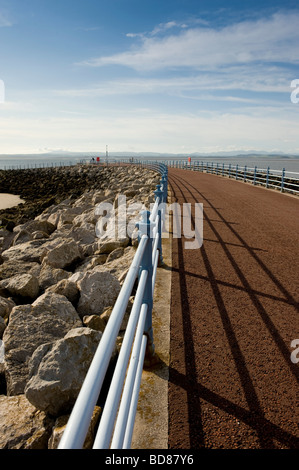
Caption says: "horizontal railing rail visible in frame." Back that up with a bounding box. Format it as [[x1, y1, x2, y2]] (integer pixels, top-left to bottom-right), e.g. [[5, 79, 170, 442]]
[[164, 160, 299, 195], [0, 158, 122, 170], [58, 162, 168, 449]]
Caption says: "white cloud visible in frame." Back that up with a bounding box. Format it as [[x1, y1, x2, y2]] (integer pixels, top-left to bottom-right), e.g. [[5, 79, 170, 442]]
[[79, 12, 299, 70], [52, 66, 291, 101], [1, 108, 299, 154], [126, 20, 189, 40], [150, 20, 186, 36]]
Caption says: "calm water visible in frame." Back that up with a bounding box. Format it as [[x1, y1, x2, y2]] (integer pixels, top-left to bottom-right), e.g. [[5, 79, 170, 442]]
[[164, 157, 299, 174], [0, 154, 299, 173], [0, 156, 84, 170], [1, 154, 298, 210]]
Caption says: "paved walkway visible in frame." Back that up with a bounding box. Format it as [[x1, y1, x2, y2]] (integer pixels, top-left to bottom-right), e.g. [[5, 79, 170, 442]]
[[167, 168, 299, 449]]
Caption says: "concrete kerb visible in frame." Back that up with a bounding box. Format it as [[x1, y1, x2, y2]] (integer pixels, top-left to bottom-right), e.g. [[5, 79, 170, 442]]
[[131, 191, 172, 450]]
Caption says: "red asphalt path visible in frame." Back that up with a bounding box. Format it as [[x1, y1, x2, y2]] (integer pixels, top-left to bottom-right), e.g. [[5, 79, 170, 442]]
[[167, 168, 299, 449]]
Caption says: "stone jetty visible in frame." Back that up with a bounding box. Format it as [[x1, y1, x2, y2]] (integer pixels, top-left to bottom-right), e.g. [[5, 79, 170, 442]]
[[0, 164, 160, 449]]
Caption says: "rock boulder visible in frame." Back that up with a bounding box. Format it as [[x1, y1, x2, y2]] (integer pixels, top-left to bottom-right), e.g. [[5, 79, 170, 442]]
[[0, 395, 54, 449], [41, 239, 81, 269], [0, 273, 39, 299], [3, 292, 82, 395], [25, 327, 103, 416], [77, 271, 121, 317]]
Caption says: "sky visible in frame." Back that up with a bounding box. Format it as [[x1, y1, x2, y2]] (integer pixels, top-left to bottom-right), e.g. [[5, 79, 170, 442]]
[[0, 0, 299, 155]]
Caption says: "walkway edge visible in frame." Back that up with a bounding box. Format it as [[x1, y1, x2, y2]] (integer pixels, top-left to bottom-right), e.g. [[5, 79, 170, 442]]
[[131, 195, 172, 449]]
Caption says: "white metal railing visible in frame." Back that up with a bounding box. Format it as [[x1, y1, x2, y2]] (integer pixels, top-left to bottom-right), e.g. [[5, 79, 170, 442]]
[[164, 160, 299, 195], [58, 163, 168, 449]]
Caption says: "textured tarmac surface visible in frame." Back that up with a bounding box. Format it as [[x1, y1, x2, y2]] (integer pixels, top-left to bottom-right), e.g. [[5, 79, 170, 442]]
[[167, 168, 299, 449]]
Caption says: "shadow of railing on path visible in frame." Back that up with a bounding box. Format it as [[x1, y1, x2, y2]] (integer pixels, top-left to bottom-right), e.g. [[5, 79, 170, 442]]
[[168, 172, 299, 449]]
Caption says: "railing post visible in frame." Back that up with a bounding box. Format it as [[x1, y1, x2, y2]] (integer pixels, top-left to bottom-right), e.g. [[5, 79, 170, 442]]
[[244, 165, 247, 182], [266, 166, 270, 188], [236, 164, 238, 180], [281, 168, 285, 192], [253, 166, 257, 185], [138, 211, 154, 360], [161, 174, 168, 203], [154, 185, 163, 265]]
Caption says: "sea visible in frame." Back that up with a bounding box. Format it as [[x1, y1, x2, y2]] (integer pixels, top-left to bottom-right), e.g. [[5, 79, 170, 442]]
[[1, 153, 298, 211], [0, 153, 299, 173]]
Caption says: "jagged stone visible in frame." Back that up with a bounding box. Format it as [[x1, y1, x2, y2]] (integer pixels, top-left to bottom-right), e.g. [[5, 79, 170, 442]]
[[0, 316, 5, 337], [0, 273, 39, 299], [77, 270, 121, 317], [0, 296, 15, 319], [12, 229, 33, 246], [0, 260, 41, 281], [83, 314, 106, 332], [96, 239, 129, 254], [1, 239, 49, 263], [3, 292, 82, 395], [41, 239, 82, 269], [106, 247, 125, 263], [46, 279, 79, 304], [38, 263, 70, 291], [14, 219, 55, 236], [32, 230, 49, 240], [25, 328, 103, 416], [0, 395, 54, 449]]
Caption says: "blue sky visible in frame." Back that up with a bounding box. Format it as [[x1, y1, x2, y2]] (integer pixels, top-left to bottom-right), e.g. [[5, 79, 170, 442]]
[[0, 0, 299, 155]]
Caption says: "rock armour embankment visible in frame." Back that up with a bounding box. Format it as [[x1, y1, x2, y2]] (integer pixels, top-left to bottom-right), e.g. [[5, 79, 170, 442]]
[[0, 164, 160, 449]]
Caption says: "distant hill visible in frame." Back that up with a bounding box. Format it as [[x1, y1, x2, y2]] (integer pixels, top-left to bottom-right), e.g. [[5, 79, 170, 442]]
[[1, 150, 299, 159]]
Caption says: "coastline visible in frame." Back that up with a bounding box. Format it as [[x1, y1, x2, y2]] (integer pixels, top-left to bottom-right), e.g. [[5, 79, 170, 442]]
[[0, 194, 25, 211]]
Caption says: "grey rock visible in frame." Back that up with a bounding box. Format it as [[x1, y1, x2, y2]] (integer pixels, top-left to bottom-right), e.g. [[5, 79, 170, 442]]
[[96, 239, 129, 254], [46, 279, 79, 304], [0, 260, 41, 281], [16, 219, 56, 236], [0, 316, 5, 337], [106, 247, 124, 263], [38, 263, 70, 291], [0, 395, 54, 449], [12, 229, 33, 246], [77, 271, 121, 317], [1, 239, 49, 263], [32, 230, 49, 240], [0, 273, 39, 299], [3, 292, 82, 395], [41, 239, 81, 269], [25, 327, 103, 416], [83, 314, 106, 332], [0, 296, 15, 319]]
